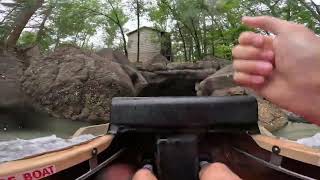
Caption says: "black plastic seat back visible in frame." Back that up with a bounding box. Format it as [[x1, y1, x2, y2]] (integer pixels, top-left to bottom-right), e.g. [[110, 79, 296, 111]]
[[110, 96, 258, 129]]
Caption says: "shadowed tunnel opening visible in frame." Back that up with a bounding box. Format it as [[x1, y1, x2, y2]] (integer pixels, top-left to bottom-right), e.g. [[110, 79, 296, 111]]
[[138, 78, 198, 97]]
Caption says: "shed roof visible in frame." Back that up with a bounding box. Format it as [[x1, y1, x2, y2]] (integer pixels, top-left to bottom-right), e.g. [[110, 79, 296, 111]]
[[127, 26, 166, 36]]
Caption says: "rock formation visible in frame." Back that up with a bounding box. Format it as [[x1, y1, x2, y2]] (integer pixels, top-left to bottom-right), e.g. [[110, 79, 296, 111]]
[[97, 48, 148, 95], [196, 65, 288, 132], [0, 52, 24, 108], [142, 54, 169, 71], [3, 45, 286, 128], [0, 51, 30, 130], [138, 55, 220, 96], [201, 55, 231, 69], [97, 48, 131, 65], [196, 64, 234, 96], [22, 46, 135, 123]]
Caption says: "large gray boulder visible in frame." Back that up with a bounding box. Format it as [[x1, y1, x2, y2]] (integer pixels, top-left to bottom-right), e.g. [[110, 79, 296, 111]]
[[167, 60, 219, 70], [22, 47, 135, 123], [97, 48, 130, 65], [97, 48, 148, 95], [196, 64, 288, 132], [258, 98, 288, 132], [0, 52, 25, 108], [16, 45, 41, 70], [142, 54, 169, 71], [201, 55, 231, 69], [0, 52, 32, 131], [196, 64, 234, 96]]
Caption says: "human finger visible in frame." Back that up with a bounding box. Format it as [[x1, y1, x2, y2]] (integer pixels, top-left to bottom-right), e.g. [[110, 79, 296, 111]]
[[199, 163, 241, 180], [232, 45, 274, 62], [233, 71, 265, 86], [242, 16, 293, 35], [238, 32, 274, 50], [97, 164, 136, 180], [233, 60, 273, 76], [132, 165, 158, 180]]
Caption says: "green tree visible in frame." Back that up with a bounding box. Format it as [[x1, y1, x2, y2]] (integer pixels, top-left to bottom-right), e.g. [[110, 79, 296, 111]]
[[85, 0, 129, 55], [18, 31, 37, 46], [6, 0, 44, 48], [50, 0, 100, 49], [1, 0, 44, 48], [2, 0, 318, 61], [103, 0, 129, 55], [129, 0, 149, 62]]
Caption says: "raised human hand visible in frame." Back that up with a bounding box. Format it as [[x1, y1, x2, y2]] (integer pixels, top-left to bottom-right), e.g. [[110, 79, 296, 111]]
[[233, 16, 320, 125]]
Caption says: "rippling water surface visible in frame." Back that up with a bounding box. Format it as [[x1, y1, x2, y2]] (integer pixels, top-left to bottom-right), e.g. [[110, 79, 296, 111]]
[[0, 111, 91, 141]]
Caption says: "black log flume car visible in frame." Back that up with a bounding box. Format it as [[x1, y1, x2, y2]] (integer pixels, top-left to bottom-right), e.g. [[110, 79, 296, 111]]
[[1, 96, 319, 180]]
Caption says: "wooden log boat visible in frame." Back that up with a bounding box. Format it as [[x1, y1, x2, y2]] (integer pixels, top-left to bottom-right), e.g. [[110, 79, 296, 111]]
[[0, 124, 112, 180], [0, 97, 319, 180], [0, 125, 319, 180]]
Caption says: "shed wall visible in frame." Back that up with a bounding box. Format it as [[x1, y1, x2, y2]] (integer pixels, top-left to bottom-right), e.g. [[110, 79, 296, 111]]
[[128, 28, 161, 63]]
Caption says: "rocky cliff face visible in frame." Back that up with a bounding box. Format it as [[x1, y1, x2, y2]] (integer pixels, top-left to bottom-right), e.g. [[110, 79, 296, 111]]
[[21, 47, 136, 123], [0, 51, 33, 131], [0, 48, 234, 123], [97, 48, 148, 95], [5, 46, 286, 127], [0, 52, 25, 108]]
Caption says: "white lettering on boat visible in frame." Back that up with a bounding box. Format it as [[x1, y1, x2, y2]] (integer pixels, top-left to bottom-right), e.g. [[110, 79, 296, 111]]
[[0, 165, 56, 180]]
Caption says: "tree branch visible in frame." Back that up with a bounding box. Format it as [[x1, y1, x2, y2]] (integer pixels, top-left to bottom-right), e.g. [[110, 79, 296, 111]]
[[1, 5, 18, 24], [311, 0, 320, 15], [106, 0, 128, 56], [297, 0, 320, 23]]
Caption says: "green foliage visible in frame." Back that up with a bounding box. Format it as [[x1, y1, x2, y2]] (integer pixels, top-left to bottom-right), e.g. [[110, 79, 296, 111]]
[[216, 0, 241, 13], [215, 44, 232, 59], [18, 31, 37, 46], [50, 0, 101, 47], [146, 0, 320, 61], [149, 2, 170, 30], [0, 25, 10, 44], [3, 0, 320, 60], [100, 0, 129, 49]]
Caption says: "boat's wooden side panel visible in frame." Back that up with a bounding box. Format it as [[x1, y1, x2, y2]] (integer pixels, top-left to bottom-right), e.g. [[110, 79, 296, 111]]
[[73, 124, 109, 138], [0, 135, 114, 177], [253, 135, 320, 167]]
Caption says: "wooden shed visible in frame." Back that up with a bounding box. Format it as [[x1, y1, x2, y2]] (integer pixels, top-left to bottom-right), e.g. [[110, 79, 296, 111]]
[[127, 27, 172, 63]]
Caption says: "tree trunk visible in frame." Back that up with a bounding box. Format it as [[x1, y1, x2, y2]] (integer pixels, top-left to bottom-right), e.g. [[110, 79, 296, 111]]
[[211, 40, 215, 56], [54, 33, 60, 50], [188, 39, 193, 61], [81, 34, 88, 48], [106, 0, 128, 57], [311, 0, 320, 15], [136, 0, 141, 63], [1, 6, 18, 45], [202, 16, 208, 56], [5, 0, 44, 48], [1, 5, 18, 24], [73, 33, 79, 44], [36, 6, 53, 43], [177, 23, 188, 61], [210, 17, 215, 56], [119, 25, 128, 57], [190, 19, 202, 60]]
